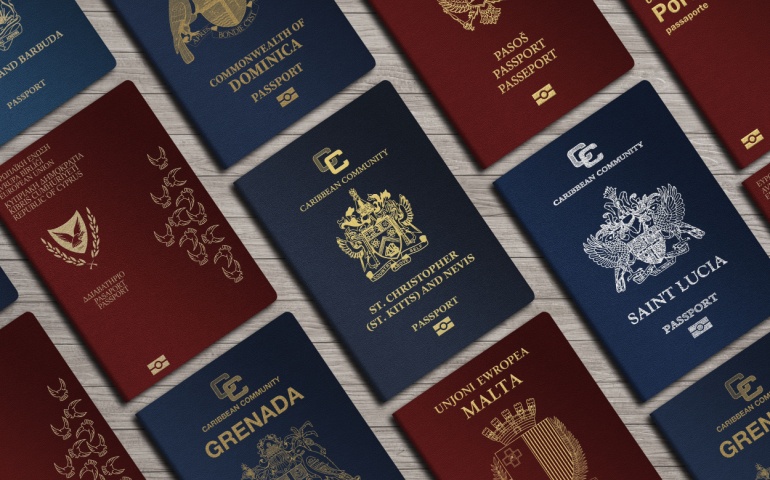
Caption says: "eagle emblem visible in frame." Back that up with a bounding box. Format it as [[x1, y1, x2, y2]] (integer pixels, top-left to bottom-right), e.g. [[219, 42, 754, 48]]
[[42, 209, 101, 269], [436, 0, 503, 31], [0, 0, 22, 52], [584, 185, 705, 293]]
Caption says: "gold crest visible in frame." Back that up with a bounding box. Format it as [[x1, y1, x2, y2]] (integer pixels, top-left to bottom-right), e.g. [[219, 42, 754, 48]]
[[0, 0, 22, 52], [42, 209, 100, 269], [437, 0, 503, 31]]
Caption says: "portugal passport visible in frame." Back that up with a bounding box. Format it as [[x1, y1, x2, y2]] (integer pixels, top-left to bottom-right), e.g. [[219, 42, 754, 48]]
[[137, 312, 403, 480], [0, 82, 276, 401], [236, 82, 534, 400], [110, 0, 374, 168], [495, 82, 770, 401]]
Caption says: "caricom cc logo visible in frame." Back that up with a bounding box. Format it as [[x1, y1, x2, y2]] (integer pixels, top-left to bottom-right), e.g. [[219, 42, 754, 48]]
[[211, 373, 249, 402], [568, 143, 604, 169], [313, 148, 349, 175], [725, 373, 763, 402]]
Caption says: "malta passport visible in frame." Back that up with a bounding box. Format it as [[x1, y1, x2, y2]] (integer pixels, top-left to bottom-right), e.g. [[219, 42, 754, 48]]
[[743, 162, 770, 222], [236, 82, 534, 400], [625, 0, 770, 168], [137, 312, 403, 479], [0, 0, 115, 146], [110, 0, 374, 168], [0, 313, 144, 479], [495, 81, 770, 401], [0, 81, 276, 401], [395, 312, 660, 479], [367, 0, 633, 168]]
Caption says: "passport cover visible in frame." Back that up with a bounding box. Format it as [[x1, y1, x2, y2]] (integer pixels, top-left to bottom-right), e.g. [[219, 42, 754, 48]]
[[0, 0, 115, 146], [236, 81, 534, 400], [395, 312, 660, 479], [0, 266, 18, 311], [653, 332, 770, 479], [0, 313, 144, 479], [743, 162, 770, 222], [110, 0, 375, 168], [137, 312, 403, 480], [625, 0, 770, 168], [0, 81, 276, 401], [495, 81, 770, 401], [367, 0, 633, 168]]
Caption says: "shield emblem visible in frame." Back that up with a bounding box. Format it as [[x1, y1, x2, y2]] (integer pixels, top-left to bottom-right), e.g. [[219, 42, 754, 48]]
[[363, 217, 403, 260], [628, 225, 666, 265], [47, 211, 88, 254], [192, 0, 247, 27]]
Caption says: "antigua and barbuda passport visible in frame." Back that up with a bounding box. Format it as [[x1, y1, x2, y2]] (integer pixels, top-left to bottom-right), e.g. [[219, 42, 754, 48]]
[[653, 331, 770, 479], [495, 81, 770, 401], [394, 312, 661, 479], [367, 0, 633, 169], [137, 312, 403, 479], [0, 81, 276, 401], [625, 0, 770, 168], [110, 0, 374, 168], [0, 0, 115, 146], [0, 313, 144, 479], [236, 81, 534, 400]]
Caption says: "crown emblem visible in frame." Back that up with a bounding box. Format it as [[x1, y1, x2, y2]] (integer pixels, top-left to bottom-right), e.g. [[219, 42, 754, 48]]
[[0, 0, 22, 52], [437, 0, 503, 31], [42, 209, 100, 269]]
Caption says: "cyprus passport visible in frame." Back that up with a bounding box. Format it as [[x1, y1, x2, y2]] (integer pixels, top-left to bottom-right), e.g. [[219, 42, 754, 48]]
[[368, 0, 633, 168], [138, 312, 403, 479], [625, 0, 770, 168], [0, 313, 144, 479], [495, 81, 770, 401], [236, 82, 534, 400], [0, 0, 115, 146], [0, 82, 276, 401], [110, 0, 374, 168], [743, 162, 770, 223]]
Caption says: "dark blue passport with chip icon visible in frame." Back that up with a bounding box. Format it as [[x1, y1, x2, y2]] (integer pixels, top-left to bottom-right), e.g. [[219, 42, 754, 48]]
[[236, 82, 533, 400], [137, 312, 403, 480], [0, 0, 115, 146], [495, 81, 770, 401]]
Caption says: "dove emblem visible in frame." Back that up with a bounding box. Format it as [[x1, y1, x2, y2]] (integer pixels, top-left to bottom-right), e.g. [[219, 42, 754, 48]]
[[76, 418, 96, 442], [64, 399, 87, 419], [48, 377, 69, 401], [101, 456, 125, 476], [79, 459, 100, 480], [50, 416, 71, 440], [53, 454, 75, 478], [42, 209, 100, 269], [147, 146, 168, 170]]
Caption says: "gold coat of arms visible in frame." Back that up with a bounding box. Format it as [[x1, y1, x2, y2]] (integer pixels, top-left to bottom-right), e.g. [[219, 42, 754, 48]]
[[0, 0, 22, 52], [436, 0, 503, 31]]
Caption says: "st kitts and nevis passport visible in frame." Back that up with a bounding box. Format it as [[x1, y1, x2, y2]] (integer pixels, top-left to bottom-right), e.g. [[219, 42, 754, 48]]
[[236, 82, 534, 400], [0, 313, 144, 479], [395, 312, 660, 479], [495, 81, 770, 401], [0, 81, 276, 401], [110, 0, 374, 168], [367, 0, 633, 168], [0, 0, 115, 146], [138, 312, 403, 479]]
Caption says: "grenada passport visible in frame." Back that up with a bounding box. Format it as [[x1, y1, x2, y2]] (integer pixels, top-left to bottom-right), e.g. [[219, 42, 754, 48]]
[[0, 0, 115, 146], [137, 312, 403, 480], [495, 81, 770, 401], [110, 0, 374, 168], [236, 81, 533, 400], [625, 0, 770, 168], [367, 0, 633, 169], [395, 312, 660, 479], [0, 313, 145, 479], [0, 81, 276, 401]]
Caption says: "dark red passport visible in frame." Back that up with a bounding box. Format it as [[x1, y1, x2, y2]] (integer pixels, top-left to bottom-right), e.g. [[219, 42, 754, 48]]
[[0, 82, 276, 400], [626, 0, 770, 168], [394, 313, 660, 479], [0, 313, 144, 479], [743, 162, 770, 220], [367, 0, 633, 168]]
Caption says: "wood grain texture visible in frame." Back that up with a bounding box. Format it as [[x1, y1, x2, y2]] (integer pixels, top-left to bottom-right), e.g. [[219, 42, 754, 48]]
[[0, 1, 767, 478]]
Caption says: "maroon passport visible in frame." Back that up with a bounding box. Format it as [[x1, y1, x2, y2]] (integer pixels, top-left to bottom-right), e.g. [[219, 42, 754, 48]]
[[367, 0, 633, 168], [743, 162, 770, 220], [0, 313, 144, 479], [394, 313, 660, 479], [0, 82, 276, 400], [626, 0, 770, 168]]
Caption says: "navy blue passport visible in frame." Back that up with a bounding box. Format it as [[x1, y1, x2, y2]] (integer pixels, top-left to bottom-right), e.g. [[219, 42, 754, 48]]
[[0, 0, 115, 146], [137, 312, 402, 479], [495, 81, 770, 401], [0, 267, 17, 311], [110, 0, 374, 168], [236, 82, 534, 400]]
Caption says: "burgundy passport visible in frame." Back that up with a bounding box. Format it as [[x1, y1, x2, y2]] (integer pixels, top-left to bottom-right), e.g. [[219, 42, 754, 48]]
[[743, 162, 770, 220], [394, 313, 660, 479], [0, 313, 144, 479], [0, 82, 276, 400], [626, 0, 770, 168], [367, 0, 633, 168]]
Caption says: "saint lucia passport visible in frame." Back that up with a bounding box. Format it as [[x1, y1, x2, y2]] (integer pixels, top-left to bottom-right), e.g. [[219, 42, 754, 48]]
[[0, 0, 115, 146], [236, 82, 534, 400], [137, 312, 403, 480], [0, 313, 144, 479], [110, 0, 374, 168], [495, 81, 770, 401], [368, 0, 633, 168], [0, 81, 276, 401]]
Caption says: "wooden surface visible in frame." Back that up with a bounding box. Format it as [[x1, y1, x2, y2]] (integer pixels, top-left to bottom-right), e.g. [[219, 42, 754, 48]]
[[1, 1, 768, 478]]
